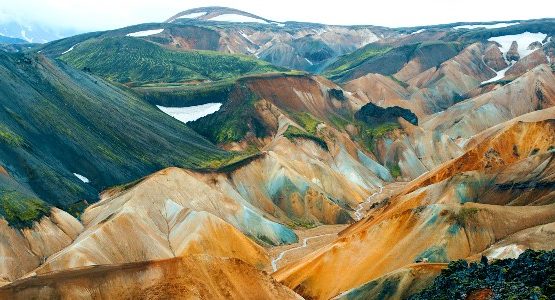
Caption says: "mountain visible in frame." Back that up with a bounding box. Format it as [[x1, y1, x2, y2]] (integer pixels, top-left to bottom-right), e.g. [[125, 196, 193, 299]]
[[36, 12, 554, 118], [274, 117, 555, 299], [1, 6, 555, 300], [0, 51, 228, 222], [58, 36, 283, 86], [0, 35, 26, 44], [36, 9, 398, 74], [166, 6, 276, 24], [164, 7, 398, 73], [0, 21, 77, 43]]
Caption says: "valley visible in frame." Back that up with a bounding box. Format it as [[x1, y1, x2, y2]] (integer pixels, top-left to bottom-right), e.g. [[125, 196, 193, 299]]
[[0, 5, 554, 300], [269, 181, 407, 272]]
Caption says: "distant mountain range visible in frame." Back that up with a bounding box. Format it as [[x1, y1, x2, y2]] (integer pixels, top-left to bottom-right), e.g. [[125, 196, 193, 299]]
[[0, 34, 25, 44], [0, 20, 78, 43], [29, 6, 554, 75]]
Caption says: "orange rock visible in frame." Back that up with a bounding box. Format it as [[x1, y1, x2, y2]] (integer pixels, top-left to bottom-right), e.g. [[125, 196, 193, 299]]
[[0, 255, 302, 300]]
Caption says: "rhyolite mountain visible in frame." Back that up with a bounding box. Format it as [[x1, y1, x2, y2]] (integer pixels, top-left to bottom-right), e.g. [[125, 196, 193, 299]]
[[0, 6, 554, 300]]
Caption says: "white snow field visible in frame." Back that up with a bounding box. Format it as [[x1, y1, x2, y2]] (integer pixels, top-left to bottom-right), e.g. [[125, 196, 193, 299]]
[[411, 29, 426, 34], [61, 44, 78, 55], [126, 29, 164, 37], [73, 173, 90, 183], [156, 103, 222, 124], [454, 22, 519, 30], [488, 32, 547, 60], [481, 32, 547, 84]]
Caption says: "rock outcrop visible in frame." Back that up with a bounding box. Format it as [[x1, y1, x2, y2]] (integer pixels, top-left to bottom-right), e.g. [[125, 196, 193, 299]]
[[506, 41, 520, 61], [355, 102, 418, 126], [483, 43, 509, 71]]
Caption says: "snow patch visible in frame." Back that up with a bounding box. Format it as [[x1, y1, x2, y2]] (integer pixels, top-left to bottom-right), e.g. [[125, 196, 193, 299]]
[[61, 44, 78, 55], [126, 29, 164, 37], [454, 22, 519, 30], [209, 14, 268, 24], [157, 103, 222, 124], [481, 65, 510, 84], [481, 31, 548, 84], [177, 12, 207, 19], [239, 31, 255, 44], [489, 32, 547, 60], [73, 173, 90, 183], [411, 29, 426, 34], [304, 58, 313, 65]]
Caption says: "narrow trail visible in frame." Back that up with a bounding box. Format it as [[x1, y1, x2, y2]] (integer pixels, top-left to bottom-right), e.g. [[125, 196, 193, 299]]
[[271, 186, 388, 272], [271, 233, 336, 272], [354, 186, 384, 221]]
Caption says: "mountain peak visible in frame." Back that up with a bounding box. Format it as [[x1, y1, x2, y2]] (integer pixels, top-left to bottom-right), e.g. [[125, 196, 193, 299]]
[[165, 6, 276, 24]]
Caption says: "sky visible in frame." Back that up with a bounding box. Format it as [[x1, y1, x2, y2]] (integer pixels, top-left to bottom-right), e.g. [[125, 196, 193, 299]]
[[0, 0, 553, 31]]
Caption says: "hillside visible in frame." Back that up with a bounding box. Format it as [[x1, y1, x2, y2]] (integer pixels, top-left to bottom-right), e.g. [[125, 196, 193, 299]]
[[59, 36, 282, 86], [323, 41, 463, 82], [275, 117, 555, 299], [0, 35, 27, 44], [35, 9, 398, 74], [0, 51, 227, 220], [410, 249, 555, 299], [0, 255, 302, 299]]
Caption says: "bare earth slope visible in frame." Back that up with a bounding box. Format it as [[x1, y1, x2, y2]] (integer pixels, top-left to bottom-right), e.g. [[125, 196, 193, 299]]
[[274, 117, 555, 299], [0, 255, 302, 300]]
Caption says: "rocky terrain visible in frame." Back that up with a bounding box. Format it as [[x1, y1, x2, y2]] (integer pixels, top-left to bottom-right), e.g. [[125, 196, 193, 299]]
[[0, 6, 554, 300]]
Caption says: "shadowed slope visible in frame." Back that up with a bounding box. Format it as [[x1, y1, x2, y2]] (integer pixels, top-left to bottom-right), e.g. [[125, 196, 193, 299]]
[[0, 51, 225, 212]]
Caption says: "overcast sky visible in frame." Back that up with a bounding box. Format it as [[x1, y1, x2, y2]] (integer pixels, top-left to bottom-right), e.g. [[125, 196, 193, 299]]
[[1, 0, 553, 31]]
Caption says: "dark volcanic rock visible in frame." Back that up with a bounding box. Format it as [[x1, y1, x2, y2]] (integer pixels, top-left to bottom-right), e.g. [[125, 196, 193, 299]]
[[355, 102, 418, 126], [506, 41, 520, 62], [328, 88, 346, 101], [410, 250, 555, 300]]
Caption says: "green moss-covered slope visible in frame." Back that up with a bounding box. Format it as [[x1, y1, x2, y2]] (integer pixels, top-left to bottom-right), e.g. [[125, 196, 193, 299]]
[[0, 51, 227, 211], [323, 41, 462, 82], [59, 36, 283, 86]]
